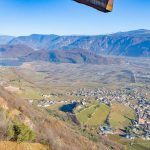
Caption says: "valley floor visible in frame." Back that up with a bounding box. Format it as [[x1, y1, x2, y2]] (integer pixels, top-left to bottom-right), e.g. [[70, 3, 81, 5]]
[[0, 60, 150, 150]]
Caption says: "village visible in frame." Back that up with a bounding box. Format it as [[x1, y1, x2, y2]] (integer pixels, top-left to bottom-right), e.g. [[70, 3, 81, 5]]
[[71, 87, 150, 140], [34, 86, 150, 140]]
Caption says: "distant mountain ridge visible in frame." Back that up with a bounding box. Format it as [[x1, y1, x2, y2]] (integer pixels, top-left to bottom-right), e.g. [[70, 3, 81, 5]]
[[0, 36, 14, 45], [0, 45, 34, 58], [21, 49, 123, 65], [1, 29, 149, 57]]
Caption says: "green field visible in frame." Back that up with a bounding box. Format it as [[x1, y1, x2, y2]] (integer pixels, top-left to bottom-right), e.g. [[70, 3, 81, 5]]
[[109, 103, 135, 129], [76, 103, 110, 126], [86, 104, 110, 126], [76, 102, 135, 129], [76, 103, 98, 125]]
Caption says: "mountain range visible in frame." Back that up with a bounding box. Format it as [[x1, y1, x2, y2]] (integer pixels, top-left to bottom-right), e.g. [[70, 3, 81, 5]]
[[0, 29, 150, 65]]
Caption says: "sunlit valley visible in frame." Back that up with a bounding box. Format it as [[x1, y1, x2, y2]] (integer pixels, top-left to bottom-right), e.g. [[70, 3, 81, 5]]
[[0, 29, 150, 150], [0, 0, 150, 150]]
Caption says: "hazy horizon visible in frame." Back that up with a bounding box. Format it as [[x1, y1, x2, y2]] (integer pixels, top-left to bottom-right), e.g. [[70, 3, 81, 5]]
[[1, 28, 150, 37]]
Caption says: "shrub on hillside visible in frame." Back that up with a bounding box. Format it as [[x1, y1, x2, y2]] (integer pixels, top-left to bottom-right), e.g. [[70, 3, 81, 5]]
[[8, 122, 36, 142]]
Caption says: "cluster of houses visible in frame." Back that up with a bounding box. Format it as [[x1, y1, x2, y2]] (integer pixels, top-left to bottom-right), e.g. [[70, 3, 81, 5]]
[[29, 86, 150, 140], [99, 125, 113, 135], [42, 93, 62, 99], [37, 100, 56, 107], [128, 98, 150, 140], [36, 99, 68, 107], [71, 87, 150, 140]]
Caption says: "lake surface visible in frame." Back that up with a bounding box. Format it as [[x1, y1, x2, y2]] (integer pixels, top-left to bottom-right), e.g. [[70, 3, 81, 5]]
[[59, 102, 77, 113]]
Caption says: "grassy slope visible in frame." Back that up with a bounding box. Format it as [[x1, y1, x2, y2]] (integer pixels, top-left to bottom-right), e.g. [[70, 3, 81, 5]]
[[109, 103, 135, 129], [0, 142, 49, 150], [76, 103, 110, 126], [86, 104, 110, 126], [76, 104, 98, 125], [0, 87, 104, 150], [0, 68, 43, 99]]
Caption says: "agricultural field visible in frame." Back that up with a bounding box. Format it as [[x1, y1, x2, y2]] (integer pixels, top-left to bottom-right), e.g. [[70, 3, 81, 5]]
[[109, 103, 136, 129], [86, 104, 110, 126], [76, 103, 98, 125], [76, 103, 110, 126], [75, 102, 135, 130]]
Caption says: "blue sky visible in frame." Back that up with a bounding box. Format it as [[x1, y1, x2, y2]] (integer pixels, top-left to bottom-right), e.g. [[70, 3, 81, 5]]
[[0, 0, 150, 36]]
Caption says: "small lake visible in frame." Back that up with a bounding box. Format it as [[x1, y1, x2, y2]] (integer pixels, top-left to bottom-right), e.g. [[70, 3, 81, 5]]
[[59, 102, 77, 113]]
